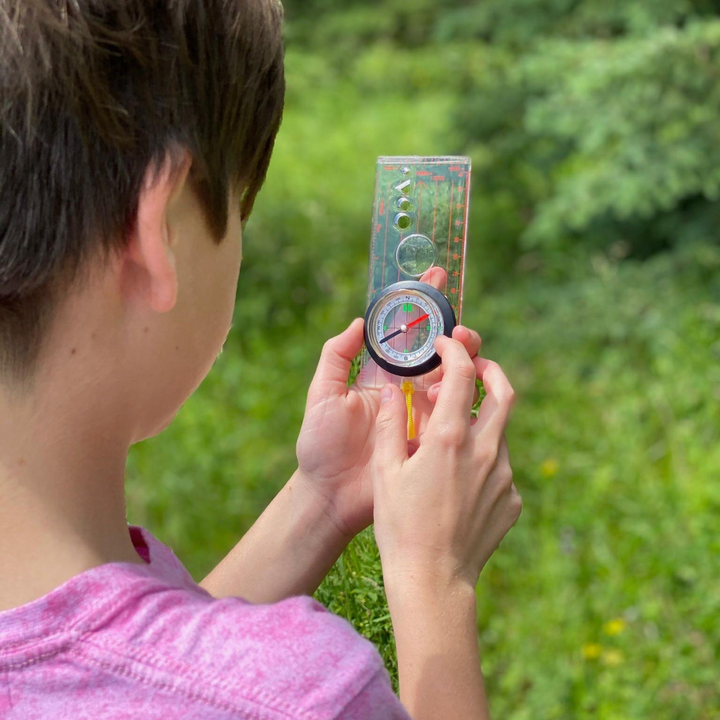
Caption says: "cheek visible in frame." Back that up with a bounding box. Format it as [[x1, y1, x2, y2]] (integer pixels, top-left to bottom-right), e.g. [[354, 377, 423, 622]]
[[219, 211, 243, 317], [217, 227, 243, 320], [181, 204, 243, 364], [203, 236, 241, 346]]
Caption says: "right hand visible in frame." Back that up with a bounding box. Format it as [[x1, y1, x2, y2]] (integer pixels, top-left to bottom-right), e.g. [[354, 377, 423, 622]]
[[371, 336, 521, 591]]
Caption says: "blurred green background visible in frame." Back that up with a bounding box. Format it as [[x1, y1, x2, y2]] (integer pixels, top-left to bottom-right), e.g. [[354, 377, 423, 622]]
[[127, 2, 720, 718]]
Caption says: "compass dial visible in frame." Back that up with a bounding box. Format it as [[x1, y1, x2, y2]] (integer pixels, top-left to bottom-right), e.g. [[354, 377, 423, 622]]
[[364, 281, 456, 377]]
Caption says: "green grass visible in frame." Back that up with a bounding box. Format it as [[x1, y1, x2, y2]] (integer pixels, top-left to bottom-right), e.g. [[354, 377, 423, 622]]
[[126, 47, 720, 720]]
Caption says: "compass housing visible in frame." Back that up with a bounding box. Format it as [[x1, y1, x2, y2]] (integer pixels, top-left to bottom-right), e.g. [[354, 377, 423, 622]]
[[363, 281, 456, 377]]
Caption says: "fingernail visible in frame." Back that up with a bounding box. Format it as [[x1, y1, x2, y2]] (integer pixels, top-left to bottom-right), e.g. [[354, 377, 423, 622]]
[[381, 385, 393, 404]]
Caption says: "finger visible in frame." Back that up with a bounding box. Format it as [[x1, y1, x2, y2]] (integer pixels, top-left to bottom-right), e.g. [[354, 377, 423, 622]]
[[496, 437, 518, 498], [497, 435, 510, 473], [480, 434, 511, 491], [426, 379, 479, 406], [426, 336, 477, 435], [426, 325, 482, 404], [472, 358, 516, 440], [374, 384, 409, 469], [419, 265, 448, 291], [496, 437, 522, 517], [308, 318, 364, 401], [452, 325, 482, 358], [426, 381, 441, 403]]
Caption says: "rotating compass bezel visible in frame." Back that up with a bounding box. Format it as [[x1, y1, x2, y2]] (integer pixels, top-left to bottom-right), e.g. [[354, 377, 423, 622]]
[[363, 281, 457, 378]]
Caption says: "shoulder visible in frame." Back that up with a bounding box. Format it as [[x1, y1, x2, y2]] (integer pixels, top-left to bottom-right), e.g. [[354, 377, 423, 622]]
[[85, 583, 390, 719]]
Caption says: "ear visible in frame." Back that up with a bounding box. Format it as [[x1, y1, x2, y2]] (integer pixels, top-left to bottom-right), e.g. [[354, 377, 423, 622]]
[[121, 149, 193, 313]]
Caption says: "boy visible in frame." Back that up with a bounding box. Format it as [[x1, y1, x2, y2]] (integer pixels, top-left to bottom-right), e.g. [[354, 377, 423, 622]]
[[0, 1, 521, 719]]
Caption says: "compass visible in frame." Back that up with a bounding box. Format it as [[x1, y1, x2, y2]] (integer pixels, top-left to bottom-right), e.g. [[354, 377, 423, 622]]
[[363, 281, 456, 377]]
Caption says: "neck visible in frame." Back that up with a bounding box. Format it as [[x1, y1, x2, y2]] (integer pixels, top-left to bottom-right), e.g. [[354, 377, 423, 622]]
[[0, 360, 145, 613]]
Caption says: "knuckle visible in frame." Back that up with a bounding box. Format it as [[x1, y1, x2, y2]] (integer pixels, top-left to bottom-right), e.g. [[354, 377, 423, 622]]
[[505, 383, 515, 407], [495, 386, 514, 409], [452, 358, 476, 381], [320, 337, 337, 357], [376, 409, 395, 434], [442, 337, 463, 356], [476, 444, 499, 470], [510, 492, 523, 520], [487, 362, 515, 403], [434, 420, 468, 448], [498, 464, 514, 490]]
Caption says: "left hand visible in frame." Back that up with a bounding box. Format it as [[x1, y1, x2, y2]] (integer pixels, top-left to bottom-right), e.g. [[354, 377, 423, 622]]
[[295, 267, 482, 539]]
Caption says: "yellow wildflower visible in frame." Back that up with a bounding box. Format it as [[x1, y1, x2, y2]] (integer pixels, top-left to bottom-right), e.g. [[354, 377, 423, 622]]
[[582, 643, 602, 660], [540, 458, 559, 478], [603, 618, 626, 636], [601, 649, 625, 667]]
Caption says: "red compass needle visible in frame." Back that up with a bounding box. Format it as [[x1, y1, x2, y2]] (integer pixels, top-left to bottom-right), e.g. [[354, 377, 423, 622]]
[[406, 313, 429, 329], [379, 313, 430, 344]]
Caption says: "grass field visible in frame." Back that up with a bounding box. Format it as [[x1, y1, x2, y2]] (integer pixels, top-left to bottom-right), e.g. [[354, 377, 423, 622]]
[[127, 48, 720, 719]]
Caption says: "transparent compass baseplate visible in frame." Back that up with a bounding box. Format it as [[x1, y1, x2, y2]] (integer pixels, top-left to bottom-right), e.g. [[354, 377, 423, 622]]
[[357, 155, 471, 390]]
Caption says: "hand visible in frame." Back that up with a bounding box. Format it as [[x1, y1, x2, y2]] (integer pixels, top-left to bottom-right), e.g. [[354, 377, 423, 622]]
[[371, 337, 521, 590], [295, 267, 482, 539]]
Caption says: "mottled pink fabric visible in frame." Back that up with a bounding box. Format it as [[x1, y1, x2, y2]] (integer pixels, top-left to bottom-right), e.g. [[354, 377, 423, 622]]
[[0, 525, 410, 719]]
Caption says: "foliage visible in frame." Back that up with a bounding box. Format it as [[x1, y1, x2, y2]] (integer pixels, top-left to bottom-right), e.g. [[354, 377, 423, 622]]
[[471, 245, 720, 719], [456, 19, 720, 260], [127, 1, 720, 718]]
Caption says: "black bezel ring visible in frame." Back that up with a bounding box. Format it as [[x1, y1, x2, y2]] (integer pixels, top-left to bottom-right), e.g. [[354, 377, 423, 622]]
[[363, 280, 457, 378]]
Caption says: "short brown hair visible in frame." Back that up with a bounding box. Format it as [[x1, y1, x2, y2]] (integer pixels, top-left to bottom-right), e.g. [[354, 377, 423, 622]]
[[0, 0, 285, 381]]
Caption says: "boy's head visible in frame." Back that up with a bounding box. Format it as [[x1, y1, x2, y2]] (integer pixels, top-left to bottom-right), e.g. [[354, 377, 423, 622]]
[[0, 1, 284, 433]]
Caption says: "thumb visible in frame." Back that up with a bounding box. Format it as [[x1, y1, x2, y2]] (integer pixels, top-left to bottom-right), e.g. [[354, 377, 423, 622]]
[[307, 318, 364, 403], [374, 384, 409, 469]]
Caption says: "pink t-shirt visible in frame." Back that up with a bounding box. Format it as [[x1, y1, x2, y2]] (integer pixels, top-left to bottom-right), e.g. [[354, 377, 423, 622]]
[[0, 525, 410, 719]]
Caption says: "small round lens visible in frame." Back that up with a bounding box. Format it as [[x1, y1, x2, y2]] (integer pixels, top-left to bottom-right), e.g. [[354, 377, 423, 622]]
[[396, 234, 436, 277]]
